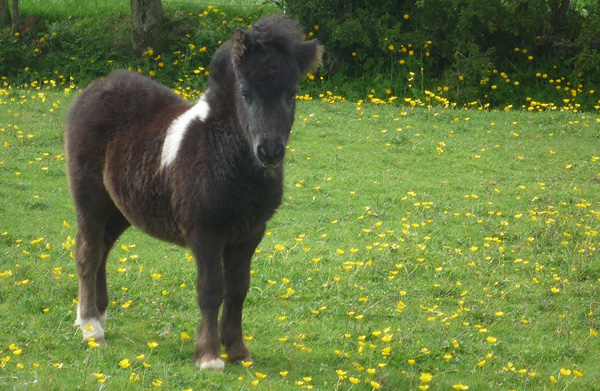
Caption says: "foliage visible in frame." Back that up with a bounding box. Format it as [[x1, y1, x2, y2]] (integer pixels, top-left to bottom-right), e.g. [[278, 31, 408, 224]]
[[286, 0, 600, 109], [0, 3, 271, 98], [1, 1, 600, 110]]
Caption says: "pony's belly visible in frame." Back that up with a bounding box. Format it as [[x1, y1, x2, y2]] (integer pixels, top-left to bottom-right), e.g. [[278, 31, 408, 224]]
[[112, 190, 186, 246], [103, 149, 185, 246]]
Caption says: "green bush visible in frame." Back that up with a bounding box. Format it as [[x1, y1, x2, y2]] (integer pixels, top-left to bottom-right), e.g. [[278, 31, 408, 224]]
[[1, 1, 599, 111], [0, 6, 265, 97], [286, 0, 600, 110]]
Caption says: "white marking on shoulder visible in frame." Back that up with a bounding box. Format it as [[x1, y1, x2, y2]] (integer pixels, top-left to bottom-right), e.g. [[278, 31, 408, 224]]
[[161, 92, 210, 168]]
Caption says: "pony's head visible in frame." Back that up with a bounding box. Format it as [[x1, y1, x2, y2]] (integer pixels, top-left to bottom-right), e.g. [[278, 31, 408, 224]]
[[231, 15, 323, 169]]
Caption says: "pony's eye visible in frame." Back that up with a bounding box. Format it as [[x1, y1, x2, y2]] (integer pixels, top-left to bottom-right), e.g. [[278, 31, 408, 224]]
[[241, 90, 250, 99]]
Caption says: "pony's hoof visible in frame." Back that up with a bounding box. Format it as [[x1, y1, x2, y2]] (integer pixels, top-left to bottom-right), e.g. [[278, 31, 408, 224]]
[[75, 317, 106, 344], [196, 358, 225, 371]]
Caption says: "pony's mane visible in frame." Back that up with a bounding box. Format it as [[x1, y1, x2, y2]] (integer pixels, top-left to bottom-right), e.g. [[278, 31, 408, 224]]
[[246, 14, 304, 53], [208, 14, 306, 91]]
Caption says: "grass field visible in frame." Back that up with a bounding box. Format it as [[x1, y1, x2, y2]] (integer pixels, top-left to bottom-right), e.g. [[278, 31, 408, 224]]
[[1, 83, 600, 390]]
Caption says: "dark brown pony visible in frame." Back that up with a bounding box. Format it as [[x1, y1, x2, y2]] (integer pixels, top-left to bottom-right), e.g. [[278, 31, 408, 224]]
[[65, 15, 322, 371]]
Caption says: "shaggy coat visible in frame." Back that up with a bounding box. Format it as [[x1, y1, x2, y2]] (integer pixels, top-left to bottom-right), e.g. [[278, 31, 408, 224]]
[[65, 15, 322, 370]]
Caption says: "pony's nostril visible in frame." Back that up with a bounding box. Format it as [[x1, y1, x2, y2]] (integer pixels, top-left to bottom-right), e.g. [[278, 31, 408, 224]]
[[256, 140, 285, 167], [269, 144, 284, 161], [257, 144, 267, 160]]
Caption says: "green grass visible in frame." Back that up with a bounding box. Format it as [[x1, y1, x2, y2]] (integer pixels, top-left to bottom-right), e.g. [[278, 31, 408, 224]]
[[20, 0, 130, 18], [1, 84, 600, 391]]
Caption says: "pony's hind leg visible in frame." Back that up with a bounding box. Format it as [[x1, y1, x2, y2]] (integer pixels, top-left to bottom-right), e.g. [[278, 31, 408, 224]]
[[74, 219, 108, 343], [95, 211, 131, 327], [73, 193, 129, 344]]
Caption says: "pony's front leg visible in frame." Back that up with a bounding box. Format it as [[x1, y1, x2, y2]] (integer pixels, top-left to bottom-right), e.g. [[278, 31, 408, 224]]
[[192, 237, 226, 371], [220, 225, 265, 364]]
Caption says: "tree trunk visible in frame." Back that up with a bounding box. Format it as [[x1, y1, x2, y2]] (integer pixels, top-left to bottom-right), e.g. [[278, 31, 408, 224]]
[[0, 0, 9, 27], [552, 0, 570, 30], [10, 0, 18, 35], [130, 0, 164, 56]]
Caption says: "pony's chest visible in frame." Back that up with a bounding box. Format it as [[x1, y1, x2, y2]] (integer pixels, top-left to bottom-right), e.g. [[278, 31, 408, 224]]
[[202, 173, 283, 230]]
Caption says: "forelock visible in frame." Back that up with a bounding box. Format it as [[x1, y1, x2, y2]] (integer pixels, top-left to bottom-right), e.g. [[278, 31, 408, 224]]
[[246, 14, 303, 54]]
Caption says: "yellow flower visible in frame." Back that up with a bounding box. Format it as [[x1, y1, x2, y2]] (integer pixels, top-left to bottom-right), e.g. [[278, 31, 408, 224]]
[[420, 372, 433, 383], [560, 368, 571, 376], [181, 332, 191, 341], [380, 334, 392, 342], [119, 358, 131, 369], [453, 384, 469, 390], [486, 336, 497, 344], [147, 341, 158, 349]]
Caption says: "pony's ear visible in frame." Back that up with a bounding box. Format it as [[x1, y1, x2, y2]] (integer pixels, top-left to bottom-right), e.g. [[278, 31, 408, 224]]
[[232, 28, 250, 66], [295, 39, 324, 74]]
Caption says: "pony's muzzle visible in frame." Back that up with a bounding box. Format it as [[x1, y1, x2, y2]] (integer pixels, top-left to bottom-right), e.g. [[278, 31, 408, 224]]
[[256, 139, 285, 168]]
